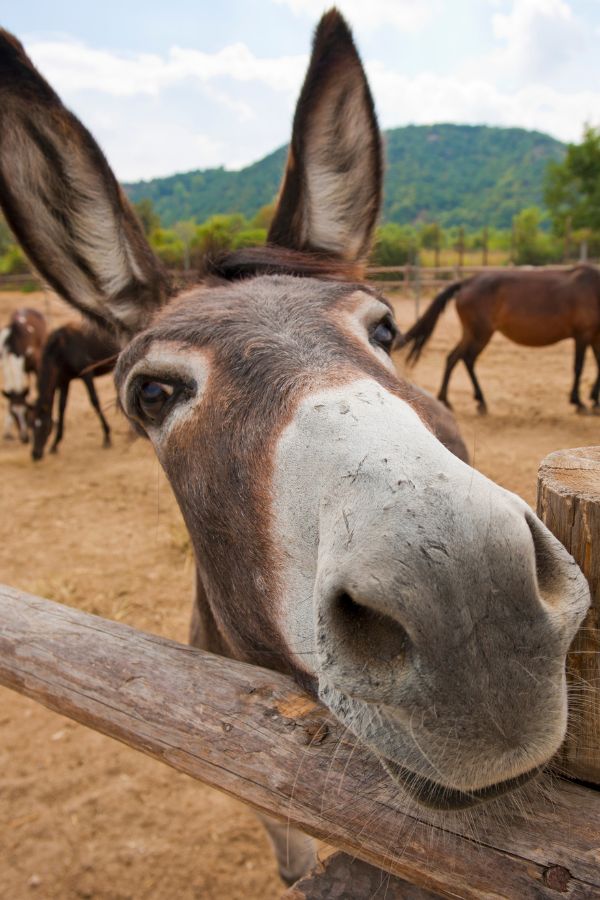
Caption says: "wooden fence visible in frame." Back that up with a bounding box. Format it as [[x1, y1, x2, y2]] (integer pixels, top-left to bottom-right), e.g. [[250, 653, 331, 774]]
[[0, 447, 599, 897], [1, 585, 599, 899], [0, 273, 42, 289]]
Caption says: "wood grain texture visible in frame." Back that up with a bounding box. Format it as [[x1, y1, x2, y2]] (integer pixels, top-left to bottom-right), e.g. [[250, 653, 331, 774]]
[[1, 585, 600, 899], [538, 446, 600, 784]]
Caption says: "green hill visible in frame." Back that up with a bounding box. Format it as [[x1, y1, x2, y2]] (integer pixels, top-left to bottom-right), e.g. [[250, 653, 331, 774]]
[[124, 124, 564, 230]]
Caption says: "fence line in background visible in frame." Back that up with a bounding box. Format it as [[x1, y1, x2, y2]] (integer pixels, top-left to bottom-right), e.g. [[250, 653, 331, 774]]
[[0, 263, 586, 296]]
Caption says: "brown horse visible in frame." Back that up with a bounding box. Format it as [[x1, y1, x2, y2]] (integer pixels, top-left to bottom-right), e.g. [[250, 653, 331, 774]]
[[0, 306, 46, 441], [0, 12, 590, 886], [31, 324, 117, 460], [403, 266, 600, 413]]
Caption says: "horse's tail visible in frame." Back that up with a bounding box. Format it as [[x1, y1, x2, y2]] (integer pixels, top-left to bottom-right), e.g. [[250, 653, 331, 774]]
[[400, 281, 464, 364]]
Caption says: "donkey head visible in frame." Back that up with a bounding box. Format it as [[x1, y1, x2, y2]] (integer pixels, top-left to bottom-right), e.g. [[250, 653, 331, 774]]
[[0, 12, 589, 810]]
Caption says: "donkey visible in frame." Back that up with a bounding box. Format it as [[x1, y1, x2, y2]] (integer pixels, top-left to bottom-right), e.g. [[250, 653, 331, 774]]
[[1, 306, 46, 441], [31, 324, 117, 460], [0, 11, 590, 886], [402, 266, 600, 414]]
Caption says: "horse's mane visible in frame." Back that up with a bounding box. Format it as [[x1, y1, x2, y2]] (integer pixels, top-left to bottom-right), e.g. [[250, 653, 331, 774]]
[[201, 245, 364, 284]]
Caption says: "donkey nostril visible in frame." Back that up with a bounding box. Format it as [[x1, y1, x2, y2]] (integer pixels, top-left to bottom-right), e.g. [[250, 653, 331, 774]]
[[335, 591, 368, 623], [330, 590, 410, 663], [525, 511, 570, 608]]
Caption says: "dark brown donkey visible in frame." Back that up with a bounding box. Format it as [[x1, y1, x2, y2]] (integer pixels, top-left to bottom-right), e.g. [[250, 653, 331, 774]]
[[0, 306, 46, 441], [403, 265, 600, 413], [31, 324, 117, 460], [0, 12, 590, 887]]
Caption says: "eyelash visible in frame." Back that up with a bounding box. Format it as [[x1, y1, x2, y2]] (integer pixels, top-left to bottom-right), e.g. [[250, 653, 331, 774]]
[[129, 377, 190, 426], [369, 316, 397, 353]]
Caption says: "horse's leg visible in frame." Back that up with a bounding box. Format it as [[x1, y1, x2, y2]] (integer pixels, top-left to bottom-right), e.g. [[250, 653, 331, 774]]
[[82, 375, 111, 447], [590, 341, 600, 413], [3, 407, 14, 439], [438, 337, 471, 409], [50, 381, 69, 453], [570, 340, 587, 412], [463, 337, 491, 415], [189, 573, 317, 886]]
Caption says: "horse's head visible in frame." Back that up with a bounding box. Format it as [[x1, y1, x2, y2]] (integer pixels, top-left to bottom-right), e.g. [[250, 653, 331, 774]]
[[30, 400, 53, 460], [0, 12, 589, 810], [1, 332, 30, 442]]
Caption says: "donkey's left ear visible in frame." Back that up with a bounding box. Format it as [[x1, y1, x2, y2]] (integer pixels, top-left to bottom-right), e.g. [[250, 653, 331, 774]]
[[268, 9, 382, 263], [0, 30, 170, 340]]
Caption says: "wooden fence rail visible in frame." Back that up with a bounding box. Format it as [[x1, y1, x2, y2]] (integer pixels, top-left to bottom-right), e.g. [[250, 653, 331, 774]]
[[1, 585, 600, 898], [0, 263, 584, 296]]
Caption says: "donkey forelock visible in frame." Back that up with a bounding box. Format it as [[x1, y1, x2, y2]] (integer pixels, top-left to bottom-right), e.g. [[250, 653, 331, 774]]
[[0, 7, 590, 822]]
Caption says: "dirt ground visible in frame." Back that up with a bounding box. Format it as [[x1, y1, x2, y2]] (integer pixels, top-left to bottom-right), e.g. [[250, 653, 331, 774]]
[[0, 288, 598, 900]]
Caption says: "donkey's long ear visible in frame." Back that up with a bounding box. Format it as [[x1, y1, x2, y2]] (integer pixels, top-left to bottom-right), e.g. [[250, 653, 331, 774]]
[[0, 30, 170, 339], [268, 9, 382, 263]]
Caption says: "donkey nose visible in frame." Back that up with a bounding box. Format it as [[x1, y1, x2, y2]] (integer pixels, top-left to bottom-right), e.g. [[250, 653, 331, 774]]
[[524, 509, 590, 648], [314, 501, 589, 703], [316, 583, 413, 704]]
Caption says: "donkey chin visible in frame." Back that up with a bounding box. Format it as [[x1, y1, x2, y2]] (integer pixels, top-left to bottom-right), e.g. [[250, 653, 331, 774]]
[[319, 680, 568, 811]]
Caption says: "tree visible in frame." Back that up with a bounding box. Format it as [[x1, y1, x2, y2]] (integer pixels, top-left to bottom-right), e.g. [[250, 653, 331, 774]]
[[545, 125, 600, 236], [0, 244, 30, 275], [370, 224, 418, 266], [0, 211, 14, 255], [419, 222, 443, 265], [419, 223, 443, 251], [251, 202, 277, 230], [174, 219, 197, 270], [512, 206, 558, 265], [233, 228, 267, 249], [149, 228, 185, 268], [191, 214, 247, 265], [132, 198, 160, 236]]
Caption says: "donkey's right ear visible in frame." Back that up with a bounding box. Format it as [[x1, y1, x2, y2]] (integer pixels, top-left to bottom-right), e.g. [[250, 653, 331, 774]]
[[0, 30, 170, 341]]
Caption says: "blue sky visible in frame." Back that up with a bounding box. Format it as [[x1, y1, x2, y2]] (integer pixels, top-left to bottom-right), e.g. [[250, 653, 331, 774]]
[[4, 1, 600, 181]]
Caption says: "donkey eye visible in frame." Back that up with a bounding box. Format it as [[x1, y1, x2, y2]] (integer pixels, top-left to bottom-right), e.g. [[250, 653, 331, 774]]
[[135, 380, 176, 422], [370, 316, 397, 353]]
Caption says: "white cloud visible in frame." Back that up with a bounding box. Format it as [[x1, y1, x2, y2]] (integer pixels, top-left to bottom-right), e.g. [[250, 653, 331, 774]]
[[272, 0, 435, 32], [20, 28, 600, 181], [368, 62, 597, 144], [24, 37, 307, 178], [26, 38, 307, 98], [123, 129, 225, 182], [490, 0, 584, 80]]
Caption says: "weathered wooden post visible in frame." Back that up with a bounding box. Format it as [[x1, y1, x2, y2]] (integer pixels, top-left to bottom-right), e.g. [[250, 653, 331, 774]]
[[413, 251, 421, 318], [433, 225, 441, 269], [537, 446, 600, 784]]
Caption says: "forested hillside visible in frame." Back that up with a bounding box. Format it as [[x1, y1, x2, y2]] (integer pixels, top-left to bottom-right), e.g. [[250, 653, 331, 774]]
[[124, 124, 564, 229]]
